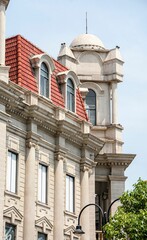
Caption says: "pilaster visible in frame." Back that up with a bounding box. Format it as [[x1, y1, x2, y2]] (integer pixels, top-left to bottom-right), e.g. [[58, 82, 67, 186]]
[[80, 164, 90, 240], [111, 81, 118, 124], [54, 149, 66, 240], [23, 133, 38, 240], [0, 107, 10, 237]]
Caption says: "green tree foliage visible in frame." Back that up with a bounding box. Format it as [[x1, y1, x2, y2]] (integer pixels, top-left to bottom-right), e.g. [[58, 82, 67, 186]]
[[104, 179, 147, 240]]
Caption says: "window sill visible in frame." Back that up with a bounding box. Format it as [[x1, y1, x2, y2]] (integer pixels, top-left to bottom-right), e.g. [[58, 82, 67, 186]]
[[4, 190, 20, 199], [36, 201, 50, 209], [64, 210, 77, 218]]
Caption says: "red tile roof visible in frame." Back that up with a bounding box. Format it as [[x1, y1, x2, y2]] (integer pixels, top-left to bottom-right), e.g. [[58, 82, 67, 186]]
[[5, 35, 88, 121]]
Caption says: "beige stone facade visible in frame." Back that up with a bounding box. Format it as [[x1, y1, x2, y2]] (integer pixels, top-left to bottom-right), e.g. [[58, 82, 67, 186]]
[[0, 1, 135, 240]]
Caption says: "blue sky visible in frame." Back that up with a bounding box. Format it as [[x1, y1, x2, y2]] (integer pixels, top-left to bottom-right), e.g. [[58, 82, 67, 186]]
[[6, 0, 147, 190]]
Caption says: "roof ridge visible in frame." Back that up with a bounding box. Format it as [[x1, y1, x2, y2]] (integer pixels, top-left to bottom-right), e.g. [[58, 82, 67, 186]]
[[6, 35, 69, 71], [6, 34, 44, 54]]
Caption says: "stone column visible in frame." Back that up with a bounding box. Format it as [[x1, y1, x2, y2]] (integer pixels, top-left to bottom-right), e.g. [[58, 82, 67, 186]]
[[109, 175, 127, 215], [54, 151, 65, 240], [23, 139, 36, 240], [89, 167, 96, 240], [0, 0, 10, 83], [0, 105, 10, 238], [111, 81, 118, 124], [80, 165, 90, 240]]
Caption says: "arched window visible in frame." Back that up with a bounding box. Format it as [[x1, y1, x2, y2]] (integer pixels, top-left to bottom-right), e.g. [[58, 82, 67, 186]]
[[40, 62, 49, 97], [86, 89, 96, 125], [67, 78, 75, 112]]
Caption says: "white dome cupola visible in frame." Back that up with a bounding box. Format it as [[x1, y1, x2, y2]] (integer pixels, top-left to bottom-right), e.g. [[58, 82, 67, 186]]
[[70, 33, 105, 50]]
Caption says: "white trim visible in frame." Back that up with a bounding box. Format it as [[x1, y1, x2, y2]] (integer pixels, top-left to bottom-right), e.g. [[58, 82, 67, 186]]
[[38, 163, 48, 204], [66, 175, 74, 213], [6, 151, 17, 194]]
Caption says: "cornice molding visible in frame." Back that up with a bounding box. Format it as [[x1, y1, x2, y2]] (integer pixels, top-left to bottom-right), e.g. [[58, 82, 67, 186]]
[[109, 175, 127, 181], [96, 153, 136, 169], [0, 79, 105, 152]]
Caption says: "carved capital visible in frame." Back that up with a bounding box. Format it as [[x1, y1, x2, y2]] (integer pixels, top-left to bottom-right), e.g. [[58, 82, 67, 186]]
[[26, 141, 36, 149], [80, 164, 90, 172], [26, 138, 38, 149], [55, 151, 66, 162]]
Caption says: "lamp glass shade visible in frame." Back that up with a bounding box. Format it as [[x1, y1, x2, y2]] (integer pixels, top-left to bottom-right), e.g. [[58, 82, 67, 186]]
[[73, 225, 85, 236]]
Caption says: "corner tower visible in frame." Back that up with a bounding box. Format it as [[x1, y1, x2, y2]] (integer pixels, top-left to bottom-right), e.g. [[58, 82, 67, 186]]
[[58, 34, 135, 226], [58, 33, 124, 154]]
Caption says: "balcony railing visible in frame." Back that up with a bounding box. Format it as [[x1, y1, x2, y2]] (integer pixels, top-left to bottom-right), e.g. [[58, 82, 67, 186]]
[[96, 230, 103, 240]]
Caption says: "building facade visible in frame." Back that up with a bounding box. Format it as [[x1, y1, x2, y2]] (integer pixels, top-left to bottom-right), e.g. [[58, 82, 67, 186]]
[[0, 1, 135, 240]]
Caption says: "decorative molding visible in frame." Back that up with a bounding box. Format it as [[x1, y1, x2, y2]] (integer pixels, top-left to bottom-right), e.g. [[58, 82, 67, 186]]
[[80, 163, 91, 172], [96, 153, 136, 169], [109, 175, 127, 181], [30, 53, 55, 73], [26, 131, 40, 148], [54, 149, 66, 162], [39, 151, 50, 164], [64, 225, 76, 235], [57, 70, 80, 88], [4, 191, 20, 208], [35, 216, 53, 233], [8, 135, 19, 152], [36, 202, 50, 218], [3, 206, 23, 224], [66, 164, 75, 175], [64, 225, 79, 240]]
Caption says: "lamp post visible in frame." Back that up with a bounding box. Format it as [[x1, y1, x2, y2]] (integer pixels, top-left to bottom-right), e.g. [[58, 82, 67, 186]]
[[73, 198, 120, 239]]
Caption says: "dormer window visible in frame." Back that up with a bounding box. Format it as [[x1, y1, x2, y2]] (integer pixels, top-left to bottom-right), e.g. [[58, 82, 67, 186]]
[[86, 89, 96, 125], [67, 78, 75, 112], [40, 62, 49, 97], [56, 70, 80, 113], [30, 53, 55, 99]]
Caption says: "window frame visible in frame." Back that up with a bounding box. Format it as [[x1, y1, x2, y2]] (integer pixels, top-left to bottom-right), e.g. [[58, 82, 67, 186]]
[[6, 151, 18, 194], [40, 62, 49, 98], [67, 78, 75, 112], [5, 222, 16, 240], [38, 232, 47, 240], [30, 53, 55, 100], [38, 163, 48, 204], [66, 174, 75, 213], [86, 88, 96, 125]]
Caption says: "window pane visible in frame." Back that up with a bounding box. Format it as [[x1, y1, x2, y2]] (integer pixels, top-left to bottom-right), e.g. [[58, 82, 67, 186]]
[[38, 232, 47, 240], [5, 223, 16, 240], [69, 176, 74, 212], [7, 151, 17, 193], [86, 89, 96, 125], [67, 78, 75, 112], [38, 164, 47, 203], [66, 175, 74, 212], [66, 175, 70, 211], [40, 63, 49, 98]]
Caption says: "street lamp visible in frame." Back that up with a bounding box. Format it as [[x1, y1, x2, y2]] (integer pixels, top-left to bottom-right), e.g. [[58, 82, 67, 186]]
[[73, 198, 120, 237]]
